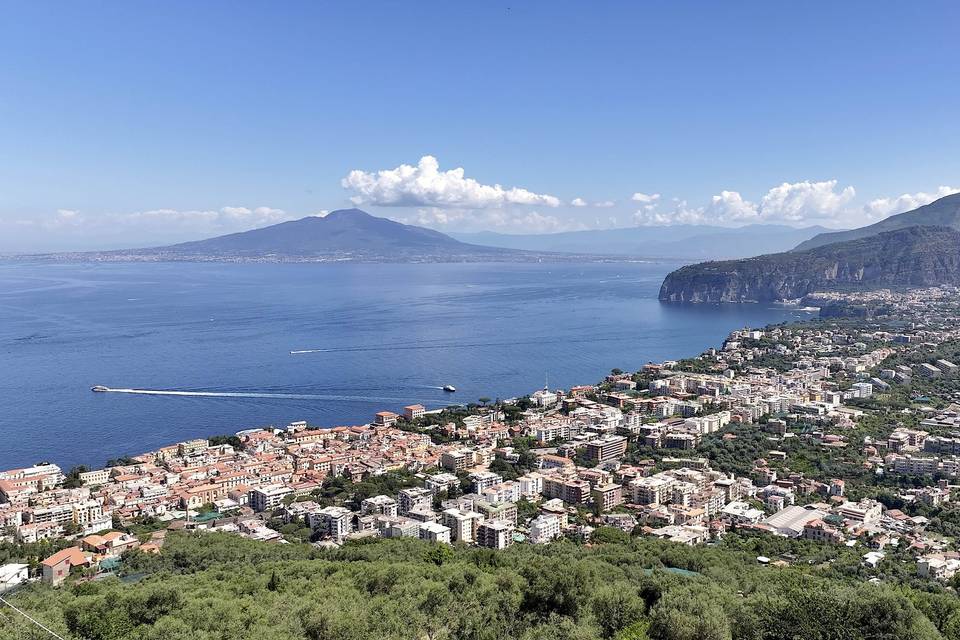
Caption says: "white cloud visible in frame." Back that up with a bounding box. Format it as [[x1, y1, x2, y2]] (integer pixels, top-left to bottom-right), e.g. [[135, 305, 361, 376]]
[[342, 155, 561, 209], [634, 200, 706, 226], [571, 198, 616, 208], [632, 180, 856, 226], [758, 180, 855, 222], [116, 205, 292, 230], [403, 207, 587, 234], [44, 209, 85, 228], [863, 185, 959, 219], [631, 192, 661, 204], [705, 191, 758, 222]]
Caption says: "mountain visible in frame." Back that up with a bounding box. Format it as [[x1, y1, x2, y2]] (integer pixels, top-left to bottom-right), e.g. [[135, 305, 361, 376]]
[[794, 192, 960, 251], [57, 209, 548, 262], [156, 209, 510, 258], [659, 225, 960, 303], [452, 224, 834, 260]]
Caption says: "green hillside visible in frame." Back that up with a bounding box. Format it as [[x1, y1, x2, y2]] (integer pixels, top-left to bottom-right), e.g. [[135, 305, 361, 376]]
[[2, 531, 958, 640]]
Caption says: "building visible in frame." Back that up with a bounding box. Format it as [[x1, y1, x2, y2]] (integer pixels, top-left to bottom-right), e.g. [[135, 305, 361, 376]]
[[477, 520, 514, 550], [249, 484, 293, 513], [469, 471, 503, 494], [374, 411, 399, 427], [398, 487, 432, 515], [0, 563, 28, 593], [310, 506, 353, 540], [763, 505, 828, 538], [441, 508, 483, 543], [440, 450, 471, 473], [361, 495, 399, 517], [404, 404, 426, 420], [592, 483, 624, 511], [80, 531, 139, 557], [475, 501, 518, 525], [585, 435, 628, 464], [424, 472, 460, 494], [802, 519, 843, 544], [836, 499, 882, 525], [418, 521, 452, 544], [78, 469, 111, 486], [41, 547, 93, 587], [529, 514, 561, 544], [630, 475, 674, 506]]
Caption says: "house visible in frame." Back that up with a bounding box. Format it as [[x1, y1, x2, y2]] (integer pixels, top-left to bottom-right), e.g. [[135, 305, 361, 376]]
[[80, 531, 140, 557], [0, 563, 29, 592], [41, 547, 93, 587]]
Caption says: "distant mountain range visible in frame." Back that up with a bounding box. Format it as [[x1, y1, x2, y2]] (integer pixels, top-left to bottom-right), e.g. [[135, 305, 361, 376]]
[[22, 208, 840, 264], [794, 192, 960, 251], [32, 209, 548, 263], [659, 193, 960, 303], [155, 208, 516, 259], [452, 224, 834, 260]]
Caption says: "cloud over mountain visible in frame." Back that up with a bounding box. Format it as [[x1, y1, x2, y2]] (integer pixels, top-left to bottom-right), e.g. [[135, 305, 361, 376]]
[[342, 156, 561, 209], [633, 180, 856, 226]]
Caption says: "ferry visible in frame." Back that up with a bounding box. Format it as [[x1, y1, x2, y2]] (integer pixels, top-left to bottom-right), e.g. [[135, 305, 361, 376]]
[[442, 385, 456, 393], [91, 385, 109, 392]]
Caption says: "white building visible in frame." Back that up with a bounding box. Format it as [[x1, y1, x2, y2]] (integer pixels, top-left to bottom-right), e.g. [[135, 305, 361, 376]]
[[309, 506, 353, 540], [529, 514, 561, 544], [361, 495, 398, 517], [0, 563, 29, 592], [441, 508, 483, 543], [418, 521, 452, 544], [249, 484, 293, 513]]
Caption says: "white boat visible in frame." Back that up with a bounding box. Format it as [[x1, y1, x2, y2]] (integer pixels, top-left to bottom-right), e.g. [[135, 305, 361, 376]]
[[442, 385, 456, 392], [91, 385, 109, 392]]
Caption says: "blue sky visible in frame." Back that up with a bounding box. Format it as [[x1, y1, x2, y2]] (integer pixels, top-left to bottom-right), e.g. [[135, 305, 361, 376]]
[[1, 1, 958, 250]]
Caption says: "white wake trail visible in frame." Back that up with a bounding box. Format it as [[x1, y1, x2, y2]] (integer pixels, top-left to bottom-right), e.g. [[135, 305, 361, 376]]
[[96, 387, 424, 403]]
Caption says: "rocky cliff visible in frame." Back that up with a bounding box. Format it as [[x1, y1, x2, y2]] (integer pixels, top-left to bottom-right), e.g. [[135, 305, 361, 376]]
[[659, 225, 960, 303]]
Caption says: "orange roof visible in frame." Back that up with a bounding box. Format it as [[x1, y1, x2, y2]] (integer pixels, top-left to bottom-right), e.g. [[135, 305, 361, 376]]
[[41, 546, 90, 568]]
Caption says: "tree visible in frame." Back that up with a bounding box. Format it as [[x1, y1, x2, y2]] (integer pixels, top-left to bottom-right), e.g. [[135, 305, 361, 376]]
[[479, 397, 491, 406], [592, 585, 645, 639], [267, 570, 280, 591]]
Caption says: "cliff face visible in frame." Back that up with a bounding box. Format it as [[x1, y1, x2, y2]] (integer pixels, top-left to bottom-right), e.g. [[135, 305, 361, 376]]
[[659, 226, 960, 303]]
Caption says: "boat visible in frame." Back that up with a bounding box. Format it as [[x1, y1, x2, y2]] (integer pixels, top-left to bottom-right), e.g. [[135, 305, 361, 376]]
[[442, 385, 456, 392], [91, 385, 109, 392]]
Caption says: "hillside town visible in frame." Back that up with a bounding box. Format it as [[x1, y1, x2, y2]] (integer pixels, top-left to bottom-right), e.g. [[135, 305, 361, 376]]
[[6, 286, 960, 591]]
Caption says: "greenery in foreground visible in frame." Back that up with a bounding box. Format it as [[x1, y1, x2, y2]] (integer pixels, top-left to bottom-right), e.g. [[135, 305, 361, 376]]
[[3, 532, 960, 640]]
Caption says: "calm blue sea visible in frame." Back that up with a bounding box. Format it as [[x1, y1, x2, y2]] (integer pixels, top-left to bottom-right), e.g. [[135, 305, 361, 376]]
[[0, 261, 813, 470]]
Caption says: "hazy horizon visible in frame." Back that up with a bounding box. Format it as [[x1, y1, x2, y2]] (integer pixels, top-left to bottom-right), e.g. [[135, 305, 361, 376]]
[[1, 2, 958, 252]]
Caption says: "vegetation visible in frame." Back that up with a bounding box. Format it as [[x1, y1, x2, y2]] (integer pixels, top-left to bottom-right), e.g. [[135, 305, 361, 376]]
[[3, 531, 960, 639]]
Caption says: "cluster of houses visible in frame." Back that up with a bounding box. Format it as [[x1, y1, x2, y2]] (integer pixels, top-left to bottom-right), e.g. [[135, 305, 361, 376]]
[[6, 287, 960, 588]]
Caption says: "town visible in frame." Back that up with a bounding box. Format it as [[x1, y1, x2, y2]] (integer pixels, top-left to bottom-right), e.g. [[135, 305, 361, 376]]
[[6, 285, 960, 592]]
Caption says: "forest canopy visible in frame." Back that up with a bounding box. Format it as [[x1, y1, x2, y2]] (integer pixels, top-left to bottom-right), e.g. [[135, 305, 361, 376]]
[[2, 531, 959, 640]]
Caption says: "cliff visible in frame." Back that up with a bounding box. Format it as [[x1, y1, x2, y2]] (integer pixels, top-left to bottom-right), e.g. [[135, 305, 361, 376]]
[[659, 225, 960, 303]]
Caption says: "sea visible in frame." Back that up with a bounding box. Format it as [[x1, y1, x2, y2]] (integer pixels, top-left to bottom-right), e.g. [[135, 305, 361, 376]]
[[0, 261, 815, 470]]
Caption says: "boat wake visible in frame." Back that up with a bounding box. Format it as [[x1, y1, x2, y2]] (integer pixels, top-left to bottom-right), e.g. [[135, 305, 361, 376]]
[[93, 387, 425, 404]]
